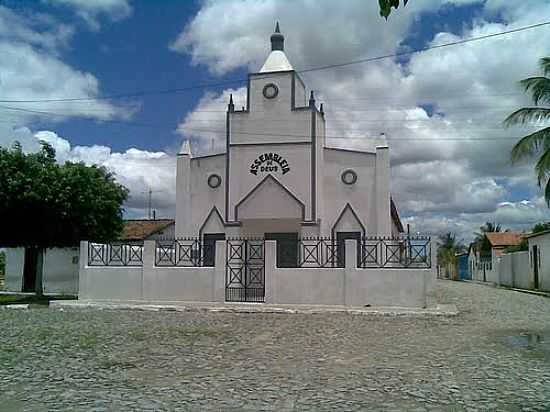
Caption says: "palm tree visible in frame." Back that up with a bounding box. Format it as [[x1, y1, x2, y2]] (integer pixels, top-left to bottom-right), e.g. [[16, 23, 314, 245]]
[[473, 222, 501, 242], [505, 57, 550, 205], [437, 232, 464, 279]]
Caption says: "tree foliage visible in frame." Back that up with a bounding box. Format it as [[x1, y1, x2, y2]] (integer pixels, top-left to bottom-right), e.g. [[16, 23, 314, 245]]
[[505, 57, 550, 205], [0, 142, 129, 248], [532, 221, 550, 233], [0, 250, 5, 277], [437, 232, 464, 267], [379, 0, 409, 19]]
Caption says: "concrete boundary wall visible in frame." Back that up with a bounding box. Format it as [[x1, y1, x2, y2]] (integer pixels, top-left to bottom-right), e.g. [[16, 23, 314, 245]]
[[470, 251, 530, 290], [79, 239, 435, 308], [266, 240, 435, 308], [79, 240, 226, 302]]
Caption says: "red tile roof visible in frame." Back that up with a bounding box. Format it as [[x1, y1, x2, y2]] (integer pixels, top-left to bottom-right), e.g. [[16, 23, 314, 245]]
[[120, 219, 174, 241], [485, 232, 523, 248]]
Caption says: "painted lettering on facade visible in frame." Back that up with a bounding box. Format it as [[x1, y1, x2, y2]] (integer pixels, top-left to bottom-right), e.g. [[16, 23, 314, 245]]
[[249, 152, 290, 175]]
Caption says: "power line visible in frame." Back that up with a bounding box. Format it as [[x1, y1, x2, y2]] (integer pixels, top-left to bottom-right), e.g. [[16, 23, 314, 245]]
[[1, 105, 540, 136], [1, 20, 549, 104], [4, 104, 538, 128]]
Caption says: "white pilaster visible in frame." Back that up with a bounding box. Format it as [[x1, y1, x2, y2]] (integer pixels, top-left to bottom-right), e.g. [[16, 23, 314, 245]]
[[344, 239, 357, 305], [375, 145, 391, 236], [264, 240, 277, 304], [142, 240, 155, 300], [213, 240, 226, 302], [176, 144, 192, 237], [78, 241, 88, 300]]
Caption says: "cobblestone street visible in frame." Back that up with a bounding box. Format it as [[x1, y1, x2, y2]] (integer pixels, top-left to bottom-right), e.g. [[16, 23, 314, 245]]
[[1, 280, 550, 411]]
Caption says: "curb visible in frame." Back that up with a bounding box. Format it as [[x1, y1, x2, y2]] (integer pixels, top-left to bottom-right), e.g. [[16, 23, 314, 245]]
[[50, 301, 459, 317], [459, 280, 550, 298]]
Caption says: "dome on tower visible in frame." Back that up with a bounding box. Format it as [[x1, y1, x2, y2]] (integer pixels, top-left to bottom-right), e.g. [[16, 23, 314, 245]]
[[259, 22, 294, 73]]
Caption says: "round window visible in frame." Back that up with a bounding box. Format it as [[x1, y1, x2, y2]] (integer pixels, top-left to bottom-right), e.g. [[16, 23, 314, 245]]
[[207, 174, 222, 189], [341, 169, 357, 185], [262, 83, 279, 99]]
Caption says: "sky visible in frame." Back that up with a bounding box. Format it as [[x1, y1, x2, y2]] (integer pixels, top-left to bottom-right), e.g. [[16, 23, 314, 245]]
[[1, 0, 550, 242]]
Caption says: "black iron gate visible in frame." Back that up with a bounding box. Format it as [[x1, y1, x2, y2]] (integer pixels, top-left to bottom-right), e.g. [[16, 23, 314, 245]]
[[225, 239, 265, 302]]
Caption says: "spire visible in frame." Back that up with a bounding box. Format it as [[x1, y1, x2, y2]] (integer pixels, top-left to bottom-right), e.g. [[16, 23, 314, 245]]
[[260, 22, 293, 73], [270, 21, 284, 51], [309, 90, 316, 107], [228, 93, 234, 112], [180, 139, 191, 156]]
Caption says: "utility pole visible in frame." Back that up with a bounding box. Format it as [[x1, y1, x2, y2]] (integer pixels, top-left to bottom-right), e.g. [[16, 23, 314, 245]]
[[141, 188, 162, 219], [147, 189, 152, 220]]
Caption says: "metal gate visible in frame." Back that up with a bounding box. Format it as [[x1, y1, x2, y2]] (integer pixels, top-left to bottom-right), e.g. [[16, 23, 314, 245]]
[[225, 239, 265, 302]]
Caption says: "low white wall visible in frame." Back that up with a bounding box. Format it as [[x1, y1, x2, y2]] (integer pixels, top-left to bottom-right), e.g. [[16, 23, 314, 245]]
[[266, 240, 434, 308], [273, 267, 345, 305], [5, 247, 24, 292], [79, 240, 226, 302], [43, 247, 79, 295], [529, 233, 550, 292], [485, 266, 500, 284], [79, 266, 143, 300], [498, 251, 529, 289], [79, 239, 434, 308], [346, 268, 429, 307]]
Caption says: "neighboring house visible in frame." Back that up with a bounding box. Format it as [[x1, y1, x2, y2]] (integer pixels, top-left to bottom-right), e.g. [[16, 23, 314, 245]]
[[525, 230, 550, 291], [5, 247, 80, 295], [469, 232, 524, 283], [4, 219, 175, 295], [120, 219, 175, 241], [457, 253, 470, 280]]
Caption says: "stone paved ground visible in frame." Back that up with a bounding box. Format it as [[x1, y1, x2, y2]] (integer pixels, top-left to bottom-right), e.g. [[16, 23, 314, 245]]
[[1, 280, 550, 411]]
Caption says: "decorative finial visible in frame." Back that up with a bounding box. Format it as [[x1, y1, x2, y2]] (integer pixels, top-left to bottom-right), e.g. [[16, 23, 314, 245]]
[[228, 93, 234, 112], [320, 103, 324, 114], [270, 22, 284, 51], [309, 90, 315, 107], [180, 140, 191, 156]]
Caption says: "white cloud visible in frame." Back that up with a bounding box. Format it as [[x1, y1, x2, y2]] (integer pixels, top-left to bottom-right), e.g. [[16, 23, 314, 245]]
[[0, 5, 134, 128], [174, 0, 550, 236], [176, 87, 247, 155], [3, 128, 176, 219], [45, 0, 132, 30], [0, 6, 74, 52]]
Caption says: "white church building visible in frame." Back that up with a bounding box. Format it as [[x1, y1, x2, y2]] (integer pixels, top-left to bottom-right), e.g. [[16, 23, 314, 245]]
[[176, 24, 403, 253], [78, 25, 435, 308]]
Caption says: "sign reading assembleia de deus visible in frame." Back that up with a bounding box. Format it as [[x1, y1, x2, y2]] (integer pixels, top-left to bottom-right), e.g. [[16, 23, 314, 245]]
[[249, 152, 290, 175]]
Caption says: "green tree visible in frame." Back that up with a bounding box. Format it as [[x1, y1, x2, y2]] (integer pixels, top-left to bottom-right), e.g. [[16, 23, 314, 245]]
[[532, 221, 550, 233], [0, 142, 128, 291], [0, 250, 5, 290], [379, 0, 409, 19], [0, 142, 128, 247], [505, 57, 550, 205], [437, 232, 464, 264]]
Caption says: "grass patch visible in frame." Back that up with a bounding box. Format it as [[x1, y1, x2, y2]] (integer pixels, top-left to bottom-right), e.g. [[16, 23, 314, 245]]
[[78, 331, 100, 351], [0, 294, 76, 306]]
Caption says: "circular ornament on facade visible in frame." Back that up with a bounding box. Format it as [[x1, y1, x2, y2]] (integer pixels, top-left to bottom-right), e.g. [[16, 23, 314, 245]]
[[207, 174, 222, 189], [262, 83, 279, 99], [341, 169, 358, 185]]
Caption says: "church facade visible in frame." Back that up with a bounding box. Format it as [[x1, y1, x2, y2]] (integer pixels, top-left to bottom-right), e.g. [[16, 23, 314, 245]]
[[176, 24, 403, 253], [78, 25, 434, 308]]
